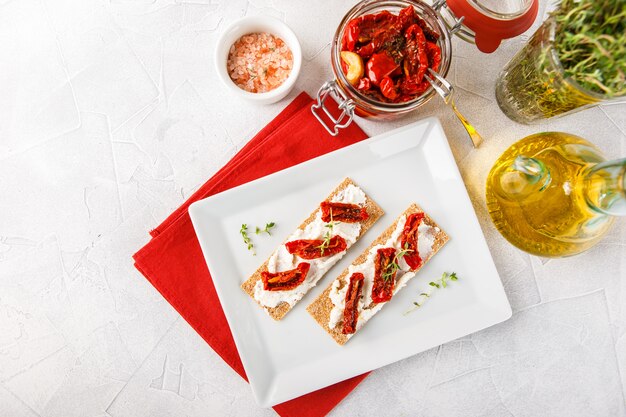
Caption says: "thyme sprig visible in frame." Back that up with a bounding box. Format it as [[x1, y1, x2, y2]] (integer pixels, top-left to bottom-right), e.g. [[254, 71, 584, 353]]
[[240, 224, 255, 255], [317, 210, 336, 256], [382, 243, 413, 282], [255, 222, 276, 236], [241, 221, 276, 255], [404, 272, 458, 315]]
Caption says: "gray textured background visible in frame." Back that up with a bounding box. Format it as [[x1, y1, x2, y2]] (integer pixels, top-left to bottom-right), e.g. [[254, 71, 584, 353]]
[[1, 0, 624, 416]]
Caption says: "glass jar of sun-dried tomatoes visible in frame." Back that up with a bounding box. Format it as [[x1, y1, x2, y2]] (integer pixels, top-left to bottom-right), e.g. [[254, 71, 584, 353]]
[[312, 0, 538, 136]]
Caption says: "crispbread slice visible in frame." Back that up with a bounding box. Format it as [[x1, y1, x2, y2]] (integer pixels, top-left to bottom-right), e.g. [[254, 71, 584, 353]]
[[241, 178, 384, 321], [306, 203, 449, 345]]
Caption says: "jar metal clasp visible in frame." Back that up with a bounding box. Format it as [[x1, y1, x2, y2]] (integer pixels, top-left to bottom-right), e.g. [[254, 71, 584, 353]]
[[432, 0, 473, 40], [311, 81, 356, 137]]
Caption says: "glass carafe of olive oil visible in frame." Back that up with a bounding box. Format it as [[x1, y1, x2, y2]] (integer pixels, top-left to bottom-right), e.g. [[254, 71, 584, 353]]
[[486, 132, 626, 257]]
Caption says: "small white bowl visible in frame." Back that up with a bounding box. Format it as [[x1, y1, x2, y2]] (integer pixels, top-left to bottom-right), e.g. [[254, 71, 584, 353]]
[[214, 16, 302, 104]]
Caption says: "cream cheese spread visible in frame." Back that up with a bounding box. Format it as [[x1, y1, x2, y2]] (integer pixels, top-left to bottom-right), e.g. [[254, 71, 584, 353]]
[[253, 184, 367, 308], [328, 214, 438, 335]]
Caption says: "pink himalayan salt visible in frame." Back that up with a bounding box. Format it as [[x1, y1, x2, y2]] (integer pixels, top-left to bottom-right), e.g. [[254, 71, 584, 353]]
[[227, 32, 293, 93]]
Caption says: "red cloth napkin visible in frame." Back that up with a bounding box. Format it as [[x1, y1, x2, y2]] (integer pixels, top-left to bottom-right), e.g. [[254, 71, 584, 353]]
[[133, 92, 370, 417]]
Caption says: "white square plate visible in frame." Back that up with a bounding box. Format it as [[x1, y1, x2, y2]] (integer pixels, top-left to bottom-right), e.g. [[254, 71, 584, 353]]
[[189, 118, 512, 407]]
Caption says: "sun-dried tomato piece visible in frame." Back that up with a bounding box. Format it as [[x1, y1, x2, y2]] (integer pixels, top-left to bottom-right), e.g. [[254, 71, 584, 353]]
[[285, 235, 347, 259], [320, 201, 368, 223], [414, 13, 440, 42], [380, 75, 399, 100], [261, 263, 310, 291], [400, 79, 430, 96], [341, 18, 360, 51], [371, 247, 397, 303], [397, 3, 417, 31], [403, 23, 428, 85], [425, 41, 441, 72], [400, 212, 425, 270], [342, 272, 364, 334]]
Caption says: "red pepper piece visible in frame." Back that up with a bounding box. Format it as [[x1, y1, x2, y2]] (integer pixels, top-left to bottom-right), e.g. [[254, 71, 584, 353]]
[[371, 247, 397, 303], [285, 235, 347, 259], [426, 41, 441, 72], [414, 14, 440, 42], [403, 23, 428, 85], [261, 263, 310, 291], [342, 272, 364, 334], [357, 77, 372, 91], [342, 18, 360, 51], [356, 42, 376, 59], [344, 11, 397, 57], [400, 79, 430, 96], [357, 28, 403, 59], [356, 11, 396, 44], [397, 5, 417, 31], [380, 76, 399, 100], [400, 212, 425, 270], [366, 51, 399, 86], [321, 201, 369, 223]]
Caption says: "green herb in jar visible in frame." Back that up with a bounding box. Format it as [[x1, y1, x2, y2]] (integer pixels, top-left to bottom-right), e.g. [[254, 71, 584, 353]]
[[554, 0, 626, 97]]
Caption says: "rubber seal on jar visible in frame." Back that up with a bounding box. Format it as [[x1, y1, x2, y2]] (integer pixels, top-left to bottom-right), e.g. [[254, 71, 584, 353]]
[[446, 0, 539, 53]]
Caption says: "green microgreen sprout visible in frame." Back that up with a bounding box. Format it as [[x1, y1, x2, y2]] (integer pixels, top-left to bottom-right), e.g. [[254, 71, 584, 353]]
[[240, 224, 255, 255], [255, 222, 276, 236], [553, 0, 625, 97], [404, 272, 458, 315]]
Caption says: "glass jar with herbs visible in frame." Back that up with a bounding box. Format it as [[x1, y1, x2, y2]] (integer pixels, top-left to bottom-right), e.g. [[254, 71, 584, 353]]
[[495, 0, 626, 124]]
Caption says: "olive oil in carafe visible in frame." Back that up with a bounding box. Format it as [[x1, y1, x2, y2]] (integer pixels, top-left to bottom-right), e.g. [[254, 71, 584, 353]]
[[486, 132, 625, 257]]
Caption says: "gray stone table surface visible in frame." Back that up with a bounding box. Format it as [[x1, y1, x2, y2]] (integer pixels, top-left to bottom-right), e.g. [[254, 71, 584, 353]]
[[1, 0, 624, 416]]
